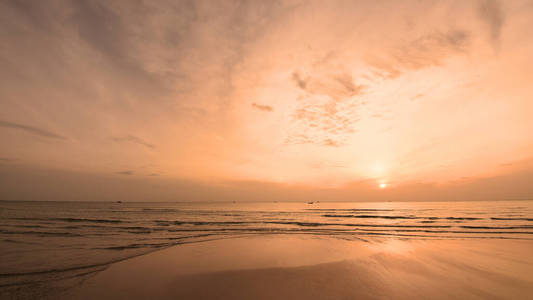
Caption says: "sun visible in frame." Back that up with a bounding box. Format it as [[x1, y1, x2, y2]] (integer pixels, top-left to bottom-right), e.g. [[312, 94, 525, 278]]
[[379, 183, 387, 189]]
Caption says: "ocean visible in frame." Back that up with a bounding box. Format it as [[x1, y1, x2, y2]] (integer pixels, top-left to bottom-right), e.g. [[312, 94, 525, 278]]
[[1, 200, 533, 290]]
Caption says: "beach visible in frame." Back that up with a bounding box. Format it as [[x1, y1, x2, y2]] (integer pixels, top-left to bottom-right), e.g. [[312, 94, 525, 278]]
[[2, 201, 533, 299], [62, 234, 533, 300]]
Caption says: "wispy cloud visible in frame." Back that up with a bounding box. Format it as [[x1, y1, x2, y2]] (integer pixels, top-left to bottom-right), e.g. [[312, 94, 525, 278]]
[[291, 71, 366, 100], [0, 157, 16, 162], [112, 135, 155, 149], [478, 0, 504, 50], [322, 138, 341, 147], [252, 103, 273, 112], [366, 30, 470, 79], [0, 0, 531, 190], [291, 72, 308, 90], [117, 170, 133, 175], [0, 120, 66, 140], [284, 97, 360, 148], [286, 71, 363, 147]]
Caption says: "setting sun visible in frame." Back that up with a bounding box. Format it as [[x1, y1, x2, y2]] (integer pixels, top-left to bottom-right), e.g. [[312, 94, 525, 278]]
[[379, 183, 388, 189]]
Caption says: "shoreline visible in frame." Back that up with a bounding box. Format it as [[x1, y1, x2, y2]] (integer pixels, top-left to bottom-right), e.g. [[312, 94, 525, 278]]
[[61, 234, 533, 300]]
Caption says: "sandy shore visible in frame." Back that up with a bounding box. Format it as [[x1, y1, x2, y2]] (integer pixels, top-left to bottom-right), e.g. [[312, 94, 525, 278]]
[[63, 235, 533, 299]]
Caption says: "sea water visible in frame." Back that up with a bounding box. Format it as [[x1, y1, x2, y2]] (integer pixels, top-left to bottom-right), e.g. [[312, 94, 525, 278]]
[[1, 200, 532, 289]]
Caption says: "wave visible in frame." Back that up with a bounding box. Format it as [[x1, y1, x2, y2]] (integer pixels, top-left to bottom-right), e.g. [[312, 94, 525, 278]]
[[60, 224, 108, 229], [142, 208, 179, 212], [161, 227, 533, 238], [1, 239, 40, 245], [308, 209, 394, 212], [322, 215, 484, 221], [350, 228, 533, 235], [102, 243, 169, 250], [0, 230, 82, 237], [118, 226, 152, 230], [460, 225, 533, 230], [2, 224, 44, 229], [10, 217, 123, 223], [52, 218, 123, 223], [445, 217, 482, 220], [322, 214, 419, 219], [3, 201, 532, 290], [491, 217, 533, 221], [0, 260, 124, 279], [266, 221, 324, 227], [156, 220, 249, 226], [0, 234, 226, 282], [265, 221, 452, 229]]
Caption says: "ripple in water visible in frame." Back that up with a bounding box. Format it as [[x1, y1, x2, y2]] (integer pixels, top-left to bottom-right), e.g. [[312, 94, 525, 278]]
[[1, 200, 532, 288]]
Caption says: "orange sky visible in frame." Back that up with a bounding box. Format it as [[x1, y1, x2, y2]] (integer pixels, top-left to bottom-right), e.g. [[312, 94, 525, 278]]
[[1, 0, 532, 201]]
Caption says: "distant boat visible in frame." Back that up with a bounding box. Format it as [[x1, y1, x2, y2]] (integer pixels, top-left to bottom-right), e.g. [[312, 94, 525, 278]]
[[307, 201, 314, 204], [117, 201, 122, 204]]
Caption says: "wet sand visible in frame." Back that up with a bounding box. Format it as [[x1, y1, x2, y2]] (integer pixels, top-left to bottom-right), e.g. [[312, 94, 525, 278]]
[[66, 235, 533, 299]]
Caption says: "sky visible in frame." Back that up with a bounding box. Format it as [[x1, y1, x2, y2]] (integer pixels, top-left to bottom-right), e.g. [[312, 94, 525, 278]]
[[1, 0, 532, 202]]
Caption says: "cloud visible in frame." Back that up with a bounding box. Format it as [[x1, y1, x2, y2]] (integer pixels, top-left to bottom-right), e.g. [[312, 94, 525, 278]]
[[112, 135, 155, 149], [286, 71, 363, 147], [0, 157, 16, 162], [332, 74, 365, 97], [0, 120, 66, 140], [71, 1, 127, 62], [251, 103, 273, 112], [1, 0, 531, 190], [366, 30, 471, 79], [117, 170, 133, 175], [478, 0, 504, 49], [322, 139, 340, 147], [291, 72, 308, 90], [291, 71, 365, 100], [284, 97, 359, 147], [412, 93, 424, 101], [68, 1, 176, 92]]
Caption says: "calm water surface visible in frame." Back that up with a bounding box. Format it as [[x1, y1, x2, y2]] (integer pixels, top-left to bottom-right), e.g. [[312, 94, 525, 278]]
[[1, 200, 533, 288]]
